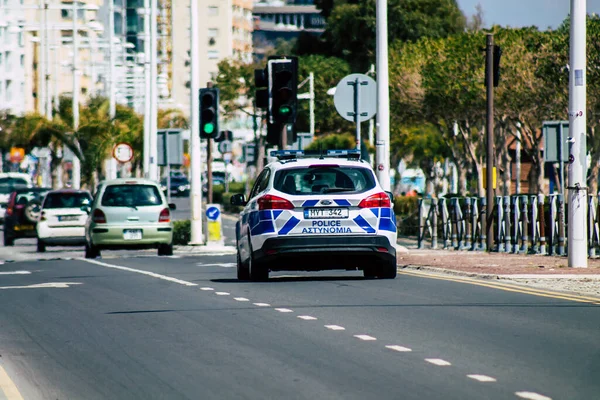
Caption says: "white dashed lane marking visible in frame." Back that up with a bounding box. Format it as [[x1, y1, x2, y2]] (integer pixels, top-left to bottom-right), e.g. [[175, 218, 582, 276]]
[[297, 316, 317, 320], [385, 345, 412, 352], [425, 359, 452, 366], [354, 335, 377, 341], [515, 392, 552, 400], [0, 271, 31, 275], [275, 308, 293, 313], [253, 303, 271, 307], [234, 297, 249, 302], [215, 292, 230, 296], [200, 287, 214, 291], [467, 375, 497, 383], [324, 325, 346, 331]]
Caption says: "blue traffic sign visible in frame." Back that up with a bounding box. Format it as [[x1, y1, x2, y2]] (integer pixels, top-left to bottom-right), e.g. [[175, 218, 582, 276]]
[[206, 206, 220, 221]]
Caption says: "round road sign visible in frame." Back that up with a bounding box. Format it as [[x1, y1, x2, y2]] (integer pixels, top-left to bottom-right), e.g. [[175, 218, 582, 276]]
[[113, 142, 134, 163], [206, 206, 221, 221]]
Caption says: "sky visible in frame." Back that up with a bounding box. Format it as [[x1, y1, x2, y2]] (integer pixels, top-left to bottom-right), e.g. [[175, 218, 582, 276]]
[[457, 0, 600, 30]]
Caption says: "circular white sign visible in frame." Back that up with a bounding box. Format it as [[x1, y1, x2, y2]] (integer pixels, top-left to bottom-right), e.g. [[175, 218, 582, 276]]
[[113, 142, 134, 163]]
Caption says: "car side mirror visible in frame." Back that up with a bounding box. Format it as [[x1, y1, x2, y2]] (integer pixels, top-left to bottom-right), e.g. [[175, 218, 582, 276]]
[[230, 193, 247, 206], [169, 203, 177, 211], [81, 205, 91, 214]]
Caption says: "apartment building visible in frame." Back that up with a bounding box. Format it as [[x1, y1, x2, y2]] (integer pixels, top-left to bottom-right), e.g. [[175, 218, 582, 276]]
[[171, 0, 254, 116], [0, 1, 27, 115]]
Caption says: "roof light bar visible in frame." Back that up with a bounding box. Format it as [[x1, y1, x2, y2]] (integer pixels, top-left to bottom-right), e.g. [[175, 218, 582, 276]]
[[269, 149, 361, 161]]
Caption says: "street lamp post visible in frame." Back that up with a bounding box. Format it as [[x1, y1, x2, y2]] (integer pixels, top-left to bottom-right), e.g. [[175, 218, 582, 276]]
[[149, 0, 158, 181], [375, 0, 391, 191], [72, 0, 81, 189]]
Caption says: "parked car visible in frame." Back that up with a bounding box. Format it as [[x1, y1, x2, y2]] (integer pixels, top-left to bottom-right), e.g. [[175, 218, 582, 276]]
[[3, 187, 52, 246], [0, 173, 33, 222], [84, 178, 176, 258], [231, 149, 397, 281], [160, 175, 191, 197], [36, 189, 93, 252]]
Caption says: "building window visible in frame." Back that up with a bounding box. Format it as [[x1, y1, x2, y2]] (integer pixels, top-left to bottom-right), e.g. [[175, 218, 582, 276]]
[[4, 51, 10, 72], [208, 6, 218, 16], [207, 50, 218, 59], [20, 54, 24, 67], [208, 28, 218, 38], [6, 80, 12, 99]]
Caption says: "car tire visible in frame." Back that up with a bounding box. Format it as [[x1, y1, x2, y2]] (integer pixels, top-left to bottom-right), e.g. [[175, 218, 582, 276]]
[[37, 239, 46, 253], [158, 243, 173, 256], [248, 244, 268, 282], [4, 234, 14, 246], [85, 243, 100, 259], [24, 200, 42, 224], [363, 266, 377, 279], [377, 258, 397, 279], [237, 252, 250, 281]]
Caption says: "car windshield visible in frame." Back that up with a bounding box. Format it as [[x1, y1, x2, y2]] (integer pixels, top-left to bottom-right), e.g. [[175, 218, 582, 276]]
[[0, 177, 29, 194], [274, 166, 376, 195], [101, 184, 162, 207], [43, 192, 92, 209]]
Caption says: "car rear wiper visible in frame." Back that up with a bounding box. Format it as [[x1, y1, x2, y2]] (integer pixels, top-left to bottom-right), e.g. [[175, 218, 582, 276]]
[[126, 204, 138, 210]]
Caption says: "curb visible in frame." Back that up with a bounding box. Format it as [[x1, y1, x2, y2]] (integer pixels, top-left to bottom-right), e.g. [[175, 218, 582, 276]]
[[398, 265, 600, 281]]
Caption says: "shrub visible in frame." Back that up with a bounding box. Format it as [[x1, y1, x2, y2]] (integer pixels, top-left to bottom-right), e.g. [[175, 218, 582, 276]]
[[393, 195, 420, 236], [173, 220, 191, 245]]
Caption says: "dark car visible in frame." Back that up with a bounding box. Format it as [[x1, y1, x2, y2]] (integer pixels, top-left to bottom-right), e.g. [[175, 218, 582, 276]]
[[160, 176, 190, 197], [4, 187, 52, 246]]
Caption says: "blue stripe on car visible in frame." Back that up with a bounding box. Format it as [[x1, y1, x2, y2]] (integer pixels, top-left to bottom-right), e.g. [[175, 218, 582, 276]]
[[302, 200, 318, 207], [334, 199, 351, 206], [378, 217, 396, 232], [273, 210, 283, 220], [381, 208, 392, 218], [353, 215, 375, 233], [369, 208, 379, 218], [249, 210, 275, 236], [278, 216, 300, 235]]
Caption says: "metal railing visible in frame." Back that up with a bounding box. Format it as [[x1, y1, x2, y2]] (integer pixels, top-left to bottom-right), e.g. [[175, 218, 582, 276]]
[[416, 193, 596, 256]]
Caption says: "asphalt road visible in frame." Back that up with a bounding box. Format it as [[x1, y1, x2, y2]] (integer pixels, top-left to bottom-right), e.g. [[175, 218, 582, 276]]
[[0, 254, 599, 399]]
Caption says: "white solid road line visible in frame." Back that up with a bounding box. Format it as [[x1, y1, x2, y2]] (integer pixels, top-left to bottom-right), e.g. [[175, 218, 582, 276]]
[[515, 392, 553, 400], [0, 271, 31, 275], [324, 325, 346, 331], [385, 345, 412, 352], [234, 297, 250, 302], [79, 258, 197, 287], [0, 282, 82, 290], [253, 303, 271, 307], [275, 308, 293, 313], [354, 335, 377, 341], [196, 263, 236, 268], [467, 374, 497, 383], [297, 315, 317, 320], [425, 358, 452, 366], [0, 365, 24, 400]]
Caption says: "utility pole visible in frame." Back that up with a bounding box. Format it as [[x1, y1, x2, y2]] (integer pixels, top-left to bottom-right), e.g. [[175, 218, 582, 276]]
[[71, 0, 81, 189], [376, 0, 390, 191], [485, 34, 495, 251], [38, 0, 46, 115], [567, 0, 588, 268], [44, 1, 51, 119], [149, 0, 159, 181], [189, 0, 203, 244], [143, 0, 151, 178], [107, 0, 118, 180]]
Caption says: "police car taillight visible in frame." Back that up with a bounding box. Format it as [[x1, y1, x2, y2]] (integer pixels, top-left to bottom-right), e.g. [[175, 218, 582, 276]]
[[358, 192, 391, 208], [258, 194, 294, 210]]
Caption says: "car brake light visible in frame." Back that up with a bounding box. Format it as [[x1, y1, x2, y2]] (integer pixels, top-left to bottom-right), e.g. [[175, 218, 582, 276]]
[[257, 194, 294, 210], [159, 208, 170, 222], [359, 192, 391, 208], [92, 209, 107, 223]]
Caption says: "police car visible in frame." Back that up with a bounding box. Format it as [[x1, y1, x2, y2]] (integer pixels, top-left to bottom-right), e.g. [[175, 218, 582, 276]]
[[230, 149, 397, 281]]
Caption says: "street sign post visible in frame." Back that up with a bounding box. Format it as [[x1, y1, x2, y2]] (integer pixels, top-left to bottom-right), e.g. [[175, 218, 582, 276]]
[[333, 73, 377, 153], [205, 204, 223, 247]]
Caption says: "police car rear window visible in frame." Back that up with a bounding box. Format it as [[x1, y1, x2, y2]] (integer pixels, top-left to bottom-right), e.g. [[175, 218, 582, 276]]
[[274, 166, 376, 195]]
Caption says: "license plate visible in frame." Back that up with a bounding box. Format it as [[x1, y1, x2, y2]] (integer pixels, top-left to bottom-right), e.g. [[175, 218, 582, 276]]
[[15, 224, 34, 231], [304, 207, 349, 219], [58, 215, 79, 222], [123, 229, 142, 240]]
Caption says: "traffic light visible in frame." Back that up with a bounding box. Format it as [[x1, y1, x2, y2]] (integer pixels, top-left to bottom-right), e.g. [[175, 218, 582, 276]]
[[199, 88, 219, 138], [255, 68, 268, 109], [268, 56, 298, 125]]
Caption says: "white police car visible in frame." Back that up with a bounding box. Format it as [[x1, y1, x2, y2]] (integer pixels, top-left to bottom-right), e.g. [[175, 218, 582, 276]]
[[230, 150, 397, 281]]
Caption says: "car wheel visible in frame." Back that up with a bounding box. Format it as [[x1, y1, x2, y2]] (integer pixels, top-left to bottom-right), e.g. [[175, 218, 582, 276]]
[[85, 243, 100, 259], [248, 243, 268, 282], [24, 200, 42, 224], [37, 239, 46, 253], [377, 258, 397, 279], [4, 234, 14, 246], [363, 266, 377, 279], [158, 243, 173, 256], [237, 251, 250, 281]]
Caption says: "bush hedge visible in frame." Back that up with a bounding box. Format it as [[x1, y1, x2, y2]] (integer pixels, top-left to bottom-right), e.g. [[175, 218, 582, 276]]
[[393, 195, 420, 236], [173, 220, 191, 245]]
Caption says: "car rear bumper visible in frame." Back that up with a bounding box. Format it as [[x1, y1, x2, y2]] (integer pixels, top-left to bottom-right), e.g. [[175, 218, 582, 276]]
[[41, 236, 86, 245], [253, 235, 396, 271], [38, 225, 85, 240], [89, 225, 173, 249]]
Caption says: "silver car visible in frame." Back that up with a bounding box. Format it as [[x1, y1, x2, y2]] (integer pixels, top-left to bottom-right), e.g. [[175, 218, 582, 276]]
[[84, 178, 176, 258]]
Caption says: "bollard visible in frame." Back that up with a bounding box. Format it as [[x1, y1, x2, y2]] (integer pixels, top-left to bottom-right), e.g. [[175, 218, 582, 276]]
[[548, 194, 557, 255], [504, 195, 512, 253], [439, 198, 451, 249], [464, 198, 472, 250], [480, 197, 487, 251], [471, 197, 479, 251], [588, 195, 595, 258], [450, 198, 459, 249], [512, 196, 520, 253], [538, 194, 547, 255], [519, 196, 529, 254], [496, 196, 504, 252], [431, 198, 438, 249], [417, 198, 425, 249], [529, 195, 538, 254], [557, 194, 565, 256]]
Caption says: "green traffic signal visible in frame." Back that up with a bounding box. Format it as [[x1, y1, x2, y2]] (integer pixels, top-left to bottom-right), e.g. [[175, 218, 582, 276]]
[[203, 122, 215, 134], [279, 105, 291, 115]]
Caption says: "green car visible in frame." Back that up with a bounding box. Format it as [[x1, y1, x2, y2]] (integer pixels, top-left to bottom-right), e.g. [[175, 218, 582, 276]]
[[84, 179, 176, 258]]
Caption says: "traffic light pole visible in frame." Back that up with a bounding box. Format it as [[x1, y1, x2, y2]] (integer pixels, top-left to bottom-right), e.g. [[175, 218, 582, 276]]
[[207, 138, 213, 203], [376, 0, 391, 191], [485, 34, 495, 252], [280, 124, 287, 150]]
